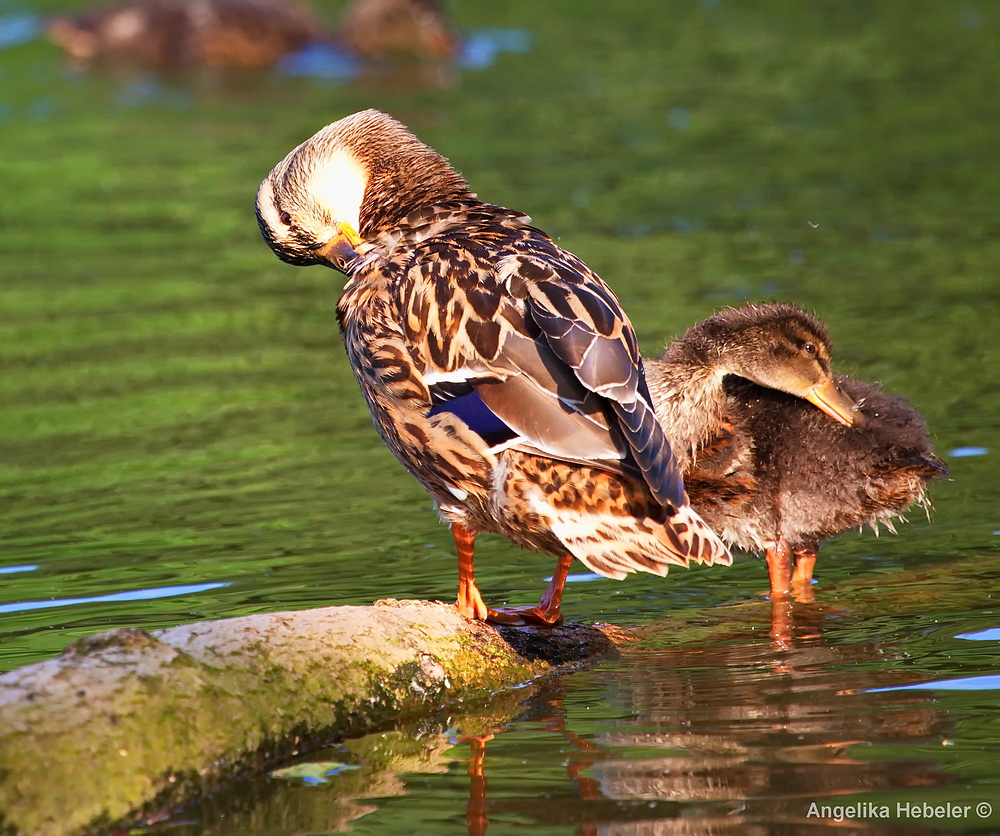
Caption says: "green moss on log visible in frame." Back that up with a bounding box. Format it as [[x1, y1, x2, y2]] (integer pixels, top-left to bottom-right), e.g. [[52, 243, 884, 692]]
[[0, 599, 619, 836]]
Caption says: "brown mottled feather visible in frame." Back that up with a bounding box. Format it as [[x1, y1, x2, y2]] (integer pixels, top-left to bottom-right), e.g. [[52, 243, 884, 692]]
[[337, 201, 730, 576]]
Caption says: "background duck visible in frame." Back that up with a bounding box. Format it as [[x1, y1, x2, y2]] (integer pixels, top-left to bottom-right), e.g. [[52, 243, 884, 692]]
[[46, 0, 324, 70], [46, 0, 455, 71], [256, 109, 731, 626], [337, 0, 457, 61], [645, 303, 947, 602]]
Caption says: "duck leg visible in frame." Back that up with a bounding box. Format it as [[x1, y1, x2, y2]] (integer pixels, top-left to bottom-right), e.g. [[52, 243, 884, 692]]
[[764, 539, 794, 598], [454, 522, 569, 625], [454, 522, 492, 621], [454, 523, 564, 625], [464, 734, 492, 836], [791, 543, 818, 603], [490, 551, 571, 626]]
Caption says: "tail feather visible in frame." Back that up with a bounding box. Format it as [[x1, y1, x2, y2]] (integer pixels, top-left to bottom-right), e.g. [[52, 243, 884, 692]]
[[501, 451, 731, 581], [546, 502, 731, 581]]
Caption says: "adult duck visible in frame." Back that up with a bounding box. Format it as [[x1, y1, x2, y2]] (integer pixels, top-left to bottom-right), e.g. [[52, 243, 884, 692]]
[[256, 109, 730, 625]]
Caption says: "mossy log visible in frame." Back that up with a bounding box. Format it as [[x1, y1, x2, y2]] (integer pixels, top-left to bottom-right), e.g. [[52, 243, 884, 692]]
[[0, 599, 622, 836]]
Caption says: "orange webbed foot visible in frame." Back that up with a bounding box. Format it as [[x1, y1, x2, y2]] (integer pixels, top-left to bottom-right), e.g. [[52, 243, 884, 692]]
[[486, 605, 564, 627]]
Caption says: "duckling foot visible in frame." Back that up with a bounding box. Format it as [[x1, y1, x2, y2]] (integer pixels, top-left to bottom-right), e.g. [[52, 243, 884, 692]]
[[791, 546, 818, 603], [765, 540, 794, 598], [486, 605, 564, 627]]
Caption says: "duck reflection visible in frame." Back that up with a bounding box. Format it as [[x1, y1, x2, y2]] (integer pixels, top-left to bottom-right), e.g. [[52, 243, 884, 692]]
[[476, 638, 950, 834]]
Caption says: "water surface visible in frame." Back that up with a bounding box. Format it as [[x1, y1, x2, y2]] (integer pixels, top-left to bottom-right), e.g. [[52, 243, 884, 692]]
[[1, 0, 999, 832]]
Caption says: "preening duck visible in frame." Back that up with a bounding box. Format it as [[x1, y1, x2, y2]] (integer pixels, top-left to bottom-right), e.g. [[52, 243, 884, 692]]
[[256, 109, 731, 625]]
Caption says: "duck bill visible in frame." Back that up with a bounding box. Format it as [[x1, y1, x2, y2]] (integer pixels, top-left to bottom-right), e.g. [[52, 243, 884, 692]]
[[805, 380, 857, 427], [315, 222, 364, 273]]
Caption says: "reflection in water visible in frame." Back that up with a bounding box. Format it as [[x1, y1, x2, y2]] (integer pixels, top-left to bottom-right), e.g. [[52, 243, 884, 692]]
[[569, 643, 947, 831], [0, 565, 38, 575], [167, 729, 455, 834], [948, 447, 989, 458], [277, 27, 531, 87], [869, 674, 1000, 692], [157, 626, 966, 835]]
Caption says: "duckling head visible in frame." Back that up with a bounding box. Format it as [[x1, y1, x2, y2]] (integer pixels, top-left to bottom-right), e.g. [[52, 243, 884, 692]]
[[256, 109, 472, 273], [674, 303, 859, 426]]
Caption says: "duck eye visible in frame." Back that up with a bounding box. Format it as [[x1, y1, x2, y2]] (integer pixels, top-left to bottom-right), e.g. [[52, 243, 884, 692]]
[[279, 211, 293, 226], [802, 342, 818, 358]]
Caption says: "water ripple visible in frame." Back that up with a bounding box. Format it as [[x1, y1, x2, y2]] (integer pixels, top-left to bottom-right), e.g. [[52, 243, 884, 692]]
[[0, 582, 230, 615]]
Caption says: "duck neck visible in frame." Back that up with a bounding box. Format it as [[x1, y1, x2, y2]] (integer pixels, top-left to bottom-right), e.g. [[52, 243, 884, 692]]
[[645, 354, 731, 472]]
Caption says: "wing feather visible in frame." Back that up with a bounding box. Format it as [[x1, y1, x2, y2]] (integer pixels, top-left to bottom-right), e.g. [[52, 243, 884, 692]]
[[515, 253, 686, 508], [406, 227, 685, 508]]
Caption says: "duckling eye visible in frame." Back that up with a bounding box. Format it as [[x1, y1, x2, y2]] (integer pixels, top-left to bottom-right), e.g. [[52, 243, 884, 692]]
[[279, 211, 293, 226], [802, 342, 818, 358]]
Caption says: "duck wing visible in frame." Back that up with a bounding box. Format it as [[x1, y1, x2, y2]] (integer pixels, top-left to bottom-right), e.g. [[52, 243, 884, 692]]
[[409, 234, 685, 508], [499, 249, 686, 509]]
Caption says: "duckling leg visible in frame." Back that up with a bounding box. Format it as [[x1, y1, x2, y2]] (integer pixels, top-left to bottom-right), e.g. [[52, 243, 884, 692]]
[[764, 539, 793, 598], [766, 539, 795, 647], [791, 544, 818, 603]]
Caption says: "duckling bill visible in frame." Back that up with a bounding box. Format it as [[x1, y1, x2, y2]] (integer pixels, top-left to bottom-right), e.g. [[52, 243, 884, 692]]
[[256, 109, 731, 625]]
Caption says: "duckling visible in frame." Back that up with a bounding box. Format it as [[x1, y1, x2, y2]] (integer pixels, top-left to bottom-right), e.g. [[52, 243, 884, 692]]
[[46, 0, 323, 70], [337, 0, 457, 61], [645, 303, 946, 600], [256, 110, 730, 625]]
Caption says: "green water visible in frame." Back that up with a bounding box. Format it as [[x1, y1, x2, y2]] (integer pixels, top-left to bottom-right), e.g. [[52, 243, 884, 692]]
[[2, 0, 999, 832]]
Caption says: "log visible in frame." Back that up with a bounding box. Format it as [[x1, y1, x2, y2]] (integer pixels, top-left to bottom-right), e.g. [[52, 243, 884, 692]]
[[0, 599, 622, 836]]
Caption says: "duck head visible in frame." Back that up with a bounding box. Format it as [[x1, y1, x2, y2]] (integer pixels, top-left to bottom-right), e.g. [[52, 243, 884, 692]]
[[255, 109, 473, 274]]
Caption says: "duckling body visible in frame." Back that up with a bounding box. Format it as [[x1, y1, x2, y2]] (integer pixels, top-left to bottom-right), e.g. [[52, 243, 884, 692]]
[[728, 373, 946, 592], [256, 110, 730, 624], [645, 303, 945, 598]]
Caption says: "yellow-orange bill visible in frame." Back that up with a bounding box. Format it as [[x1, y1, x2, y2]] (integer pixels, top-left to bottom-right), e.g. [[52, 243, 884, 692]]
[[805, 380, 857, 427], [316, 222, 364, 269]]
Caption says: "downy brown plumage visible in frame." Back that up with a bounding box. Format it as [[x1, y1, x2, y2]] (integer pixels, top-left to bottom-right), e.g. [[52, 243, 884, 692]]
[[256, 109, 731, 624], [645, 303, 946, 599]]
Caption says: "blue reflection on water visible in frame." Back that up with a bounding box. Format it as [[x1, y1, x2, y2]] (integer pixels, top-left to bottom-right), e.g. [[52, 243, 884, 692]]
[[542, 572, 606, 584], [0, 565, 38, 575], [949, 446, 989, 457], [0, 13, 39, 50], [458, 28, 531, 70], [956, 628, 1000, 641], [0, 582, 230, 614], [277, 41, 359, 81], [869, 674, 1000, 692], [277, 28, 532, 80]]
